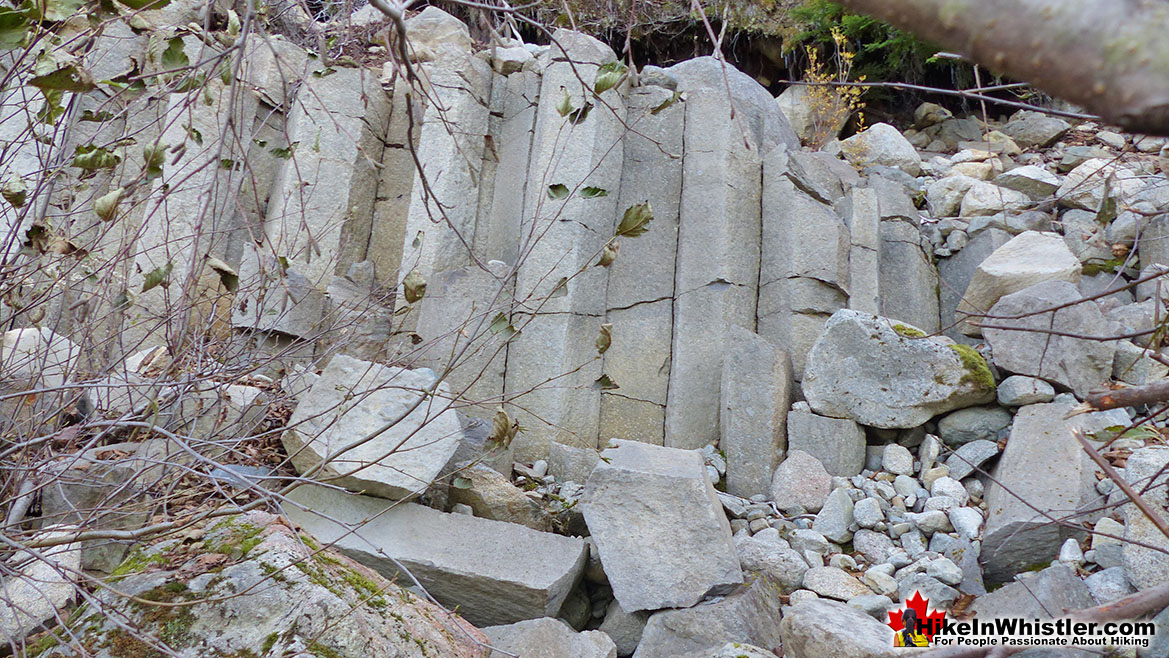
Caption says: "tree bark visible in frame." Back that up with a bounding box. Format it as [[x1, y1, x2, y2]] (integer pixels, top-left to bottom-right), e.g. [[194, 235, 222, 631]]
[[835, 0, 1169, 136]]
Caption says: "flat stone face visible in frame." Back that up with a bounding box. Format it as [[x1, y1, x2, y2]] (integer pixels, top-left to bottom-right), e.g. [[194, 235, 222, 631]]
[[285, 485, 587, 628], [504, 32, 624, 460], [956, 230, 1081, 335], [412, 263, 511, 421], [582, 440, 742, 612], [720, 326, 791, 498], [982, 402, 1098, 582], [983, 280, 1114, 398], [802, 310, 996, 429], [785, 411, 866, 477], [631, 576, 784, 658], [0, 531, 80, 643], [779, 599, 896, 658], [482, 618, 617, 658], [282, 355, 462, 500], [665, 87, 762, 450], [879, 219, 939, 333]]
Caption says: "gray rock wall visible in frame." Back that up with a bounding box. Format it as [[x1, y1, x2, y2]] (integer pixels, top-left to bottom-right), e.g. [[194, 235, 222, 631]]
[[3, 9, 943, 463]]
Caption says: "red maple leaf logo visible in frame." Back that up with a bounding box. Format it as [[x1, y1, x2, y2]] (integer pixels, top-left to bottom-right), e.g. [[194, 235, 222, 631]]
[[887, 591, 948, 642]]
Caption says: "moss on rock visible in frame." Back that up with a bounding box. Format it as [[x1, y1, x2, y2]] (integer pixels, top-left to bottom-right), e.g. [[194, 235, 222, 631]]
[[948, 344, 996, 391]]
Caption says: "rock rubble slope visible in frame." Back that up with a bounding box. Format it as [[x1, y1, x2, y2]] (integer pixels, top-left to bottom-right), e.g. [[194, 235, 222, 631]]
[[7, 4, 1169, 657]]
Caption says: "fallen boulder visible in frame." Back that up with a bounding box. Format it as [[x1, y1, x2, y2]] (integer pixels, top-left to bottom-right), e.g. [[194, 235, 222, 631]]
[[956, 230, 1081, 336], [36, 511, 489, 657], [632, 576, 783, 658], [982, 402, 1099, 582], [803, 310, 996, 429], [779, 598, 896, 658], [284, 484, 587, 627], [982, 280, 1114, 398], [582, 440, 742, 612], [283, 355, 463, 500], [482, 618, 616, 658]]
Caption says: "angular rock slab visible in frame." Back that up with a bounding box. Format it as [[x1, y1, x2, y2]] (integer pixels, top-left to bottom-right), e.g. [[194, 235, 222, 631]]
[[65, 511, 490, 658], [0, 530, 80, 645], [803, 310, 996, 429], [631, 576, 784, 658], [582, 440, 742, 611], [283, 355, 463, 500], [483, 618, 617, 658], [982, 402, 1099, 583], [720, 326, 792, 498], [956, 230, 1081, 335], [779, 599, 896, 658], [983, 280, 1114, 398], [285, 484, 587, 627]]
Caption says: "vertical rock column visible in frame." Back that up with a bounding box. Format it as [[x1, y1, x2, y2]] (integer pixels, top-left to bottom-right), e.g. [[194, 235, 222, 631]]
[[388, 9, 505, 410], [843, 187, 880, 315], [505, 30, 626, 460], [599, 84, 683, 445], [233, 66, 390, 339], [412, 52, 542, 421], [664, 86, 762, 450], [720, 325, 791, 498], [879, 218, 940, 333], [131, 37, 259, 349], [758, 150, 850, 382], [395, 10, 492, 288]]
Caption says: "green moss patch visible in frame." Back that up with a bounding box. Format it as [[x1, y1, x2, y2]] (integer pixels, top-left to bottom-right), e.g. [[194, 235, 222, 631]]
[[893, 323, 926, 338], [948, 344, 996, 391]]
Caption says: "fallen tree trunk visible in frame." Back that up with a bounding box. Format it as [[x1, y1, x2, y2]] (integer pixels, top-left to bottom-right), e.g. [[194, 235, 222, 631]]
[[836, 0, 1169, 136]]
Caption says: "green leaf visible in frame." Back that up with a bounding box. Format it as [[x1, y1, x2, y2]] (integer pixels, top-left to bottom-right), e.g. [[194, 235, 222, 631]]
[[36, 88, 65, 125], [184, 125, 203, 146], [593, 61, 628, 94], [205, 255, 238, 292], [596, 241, 618, 267], [595, 322, 612, 355], [80, 109, 116, 122], [581, 186, 608, 198], [489, 312, 518, 338], [616, 202, 653, 238], [452, 476, 473, 489], [141, 261, 173, 292], [0, 7, 29, 51], [651, 90, 682, 114], [567, 103, 593, 125], [596, 374, 619, 390], [143, 142, 166, 179], [29, 63, 96, 92], [402, 270, 427, 303], [34, 0, 86, 22], [555, 87, 574, 117], [488, 408, 519, 448], [71, 144, 121, 170], [93, 187, 124, 221], [161, 37, 189, 71], [547, 184, 570, 199], [269, 143, 298, 159], [2, 177, 27, 208]]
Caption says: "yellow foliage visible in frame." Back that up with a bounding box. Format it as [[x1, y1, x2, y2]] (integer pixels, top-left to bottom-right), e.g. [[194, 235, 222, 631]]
[[801, 27, 868, 148]]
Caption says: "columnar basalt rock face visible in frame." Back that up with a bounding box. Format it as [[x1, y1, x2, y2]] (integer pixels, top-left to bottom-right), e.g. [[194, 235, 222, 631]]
[[500, 30, 626, 460]]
